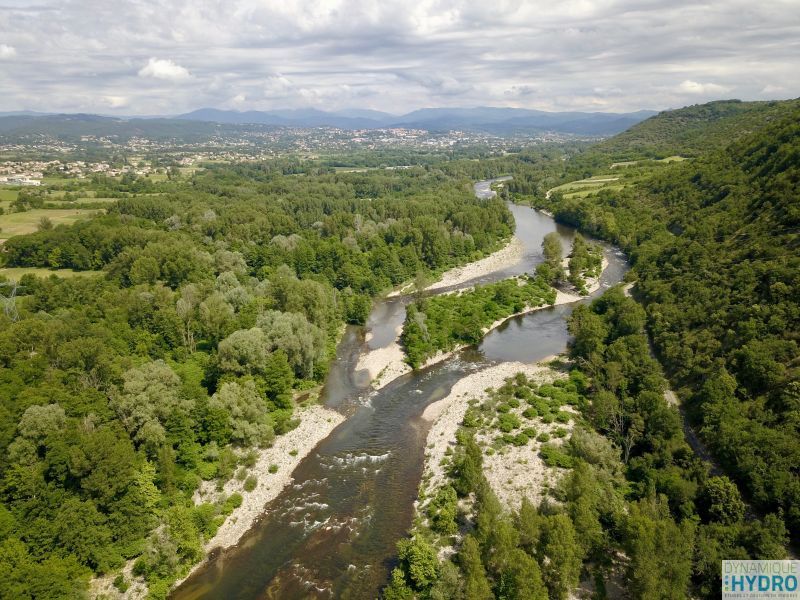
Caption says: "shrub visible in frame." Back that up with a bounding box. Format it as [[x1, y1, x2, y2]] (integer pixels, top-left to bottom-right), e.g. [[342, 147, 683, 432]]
[[113, 574, 129, 593], [539, 445, 575, 469], [427, 485, 459, 535], [556, 411, 572, 423], [511, 433, 529, 446], [496, 413, 521, 433], [221, 493, 243, 515]]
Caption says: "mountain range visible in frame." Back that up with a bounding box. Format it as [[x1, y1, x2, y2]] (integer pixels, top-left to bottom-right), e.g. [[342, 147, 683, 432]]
[[176, 106, 657, 135], [0, 106, 658, 139]]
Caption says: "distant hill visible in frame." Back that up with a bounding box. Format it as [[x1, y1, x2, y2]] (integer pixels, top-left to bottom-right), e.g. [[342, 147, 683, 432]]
[[0, 107, 657, 141], [177, 107, 397, 129], [176, 106, 657, 135], [0, 113, 233, 142]]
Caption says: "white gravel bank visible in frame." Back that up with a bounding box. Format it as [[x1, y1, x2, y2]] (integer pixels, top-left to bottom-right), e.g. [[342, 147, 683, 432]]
[[425, 236, 524, 292]]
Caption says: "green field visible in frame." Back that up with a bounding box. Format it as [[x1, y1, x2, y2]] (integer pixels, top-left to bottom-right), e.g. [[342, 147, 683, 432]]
[[549, 156, 689, 199], [0, 267, 103, 281], [611, 155, 687, 168], [73, 197, 118, 204], [0, 208, 98, 240], [548, 176, 621, 199], [0, 189, 19, 202]]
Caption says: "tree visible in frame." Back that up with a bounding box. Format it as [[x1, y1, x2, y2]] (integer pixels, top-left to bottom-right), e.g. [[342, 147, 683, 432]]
[[0, 538, 90, 600], [568, 305, 608, 360], [397, 536, 439, 591], [37, 216, 53, 232], [515, 498, 543, 554], [383, 567, 414, 600], [450, 432, 484, 496], [16, 403, 66, 444], [217, 328, 270, 376], [427, 485, 458, 535], [700, 476, 745, 525], [458, 535, 492, 600], [256, 310, 326, 379], [429, 561, 464, 600], [497, 548, 547, 600], [129, 255, 160, 285], [622, 498, 694, 600], [539, 514, 583, 600], [539, 232, 565, 285], [209, 381, 274, 447], [112, 360, 192, 456], [262, 350, 294, 410], [199, 292, 234, 344], [175, 284, 198, 352]]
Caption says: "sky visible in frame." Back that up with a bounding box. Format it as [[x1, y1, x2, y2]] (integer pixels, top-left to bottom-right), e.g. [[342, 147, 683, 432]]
[[0, 0, 798, 116]]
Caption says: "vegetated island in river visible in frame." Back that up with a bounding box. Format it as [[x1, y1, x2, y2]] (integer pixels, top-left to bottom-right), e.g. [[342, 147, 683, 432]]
[[357, 233, 606, 392]]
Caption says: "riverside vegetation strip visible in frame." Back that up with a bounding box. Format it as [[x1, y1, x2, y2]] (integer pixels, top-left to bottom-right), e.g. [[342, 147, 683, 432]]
[[385, 290, 788, 600]]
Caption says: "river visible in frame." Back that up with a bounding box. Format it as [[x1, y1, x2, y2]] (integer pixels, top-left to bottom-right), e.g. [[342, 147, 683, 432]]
[[172, 180, 628, 600]]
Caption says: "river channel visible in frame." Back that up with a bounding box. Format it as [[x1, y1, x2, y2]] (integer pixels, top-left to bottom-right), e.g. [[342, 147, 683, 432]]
[[172, 180, 628, 599]]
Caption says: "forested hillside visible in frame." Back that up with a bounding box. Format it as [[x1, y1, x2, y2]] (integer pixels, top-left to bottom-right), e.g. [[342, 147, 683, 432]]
[[584, 99, 799, 160], [387, 290, 788, 600], [529, 100, 800, 539], [0, 165, 513, 597]]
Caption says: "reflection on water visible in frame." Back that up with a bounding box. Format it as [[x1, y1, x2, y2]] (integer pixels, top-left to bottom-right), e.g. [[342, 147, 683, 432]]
[[171, 188, 628, 600]]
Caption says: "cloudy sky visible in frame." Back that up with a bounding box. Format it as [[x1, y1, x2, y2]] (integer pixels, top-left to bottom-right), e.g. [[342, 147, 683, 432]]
[[1, 0, 798, 115]]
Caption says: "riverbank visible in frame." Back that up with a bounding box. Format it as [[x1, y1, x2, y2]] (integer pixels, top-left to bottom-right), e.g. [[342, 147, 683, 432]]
[[183, 404, 344, 582], [355, 329, 410, 391], [425, 236, 524, 292], [89, 404, 344, 599]]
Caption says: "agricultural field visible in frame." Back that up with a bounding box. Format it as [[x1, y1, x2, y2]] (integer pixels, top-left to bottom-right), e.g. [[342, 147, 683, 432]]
[[547, 156, 689, 200], [0, 208, 99, 241], [0, 266, 104, 281], [0, 189, 19, 202], [547, 175, 624, 199], [610, 155, 687, 168]]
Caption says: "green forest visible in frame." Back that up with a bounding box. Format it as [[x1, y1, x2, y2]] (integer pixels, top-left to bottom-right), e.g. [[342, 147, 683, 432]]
[[386, 98, 799, 599], [523, 100, 800, 540], [0, 165, 514, 597]]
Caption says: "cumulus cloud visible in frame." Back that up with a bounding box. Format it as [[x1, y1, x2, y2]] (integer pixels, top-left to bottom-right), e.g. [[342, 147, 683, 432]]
[[102, 95, 129, 108], [138, 58, 191, 81], [678, 80, 731, 95], [761, 84, 785, 95], [0, 0, 797, 114]]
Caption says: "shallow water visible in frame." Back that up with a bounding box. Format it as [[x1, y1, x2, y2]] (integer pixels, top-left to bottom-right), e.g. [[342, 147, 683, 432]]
[[171, 182, 627, 600]]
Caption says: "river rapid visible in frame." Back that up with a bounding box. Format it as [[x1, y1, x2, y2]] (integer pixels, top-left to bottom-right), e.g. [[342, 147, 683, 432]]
[[172, 180, 628, 600]]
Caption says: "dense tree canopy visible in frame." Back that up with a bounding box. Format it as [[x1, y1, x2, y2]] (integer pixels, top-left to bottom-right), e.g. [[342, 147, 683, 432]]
[[528, 101, 800, 538], [0, 162, 515, 597]]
